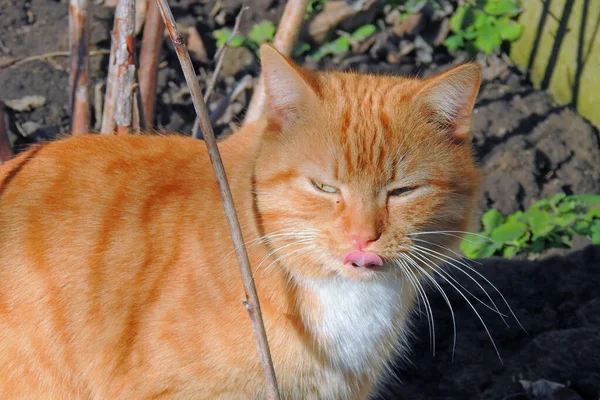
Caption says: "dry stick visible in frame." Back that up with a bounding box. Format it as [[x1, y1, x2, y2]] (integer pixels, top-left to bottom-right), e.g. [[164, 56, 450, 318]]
[[101, 23, 119, 133], [0, 101, 12, 164], [191, 5, 247, 139], [209, 74, 253, 126], [114, 0, 136, 135], [154, 1, 281, 399], [69, 0, 91, 134], [138, 0, 164, 128], [243, 0, 310, 124], [191, 74, 253, 139]]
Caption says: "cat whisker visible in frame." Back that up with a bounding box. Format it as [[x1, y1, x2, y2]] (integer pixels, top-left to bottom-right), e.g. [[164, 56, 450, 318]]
[[404, 249, 503, 363], [410, 244, 509, 322], [394, 258, 436, 356], [408, 230, 500, 246], [398, 253, 457, 359], [254, 238, 315, 276], [410, 239, 525, 332], [216, 228, 319, 263]]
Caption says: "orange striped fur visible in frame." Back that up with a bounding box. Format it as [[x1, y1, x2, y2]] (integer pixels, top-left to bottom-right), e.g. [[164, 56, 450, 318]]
[[0, 45, 481, 399]]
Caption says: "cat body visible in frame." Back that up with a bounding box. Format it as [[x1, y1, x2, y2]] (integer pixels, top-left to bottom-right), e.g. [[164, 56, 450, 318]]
[[0, 45, 481, 399]]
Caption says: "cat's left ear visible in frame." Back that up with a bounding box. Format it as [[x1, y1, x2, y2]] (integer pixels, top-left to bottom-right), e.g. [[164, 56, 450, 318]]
[[260, 44, 321, 131], [414, 63, 481, 142]]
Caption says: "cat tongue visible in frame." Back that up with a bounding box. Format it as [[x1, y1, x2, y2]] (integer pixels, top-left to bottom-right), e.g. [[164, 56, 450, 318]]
[[343, 250, 383, 268]]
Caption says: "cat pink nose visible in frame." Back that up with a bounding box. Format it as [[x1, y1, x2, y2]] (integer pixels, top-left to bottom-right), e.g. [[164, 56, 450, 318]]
[[343, 250, 384, 268], [350, 233, 381, 250]]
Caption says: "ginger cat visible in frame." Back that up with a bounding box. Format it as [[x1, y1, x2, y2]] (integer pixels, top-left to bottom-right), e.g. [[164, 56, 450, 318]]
[[0, 44, 481, 399]]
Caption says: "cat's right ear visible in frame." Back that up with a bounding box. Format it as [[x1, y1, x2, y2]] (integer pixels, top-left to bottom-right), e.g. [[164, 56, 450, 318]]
[[260, 44, 320, 131]]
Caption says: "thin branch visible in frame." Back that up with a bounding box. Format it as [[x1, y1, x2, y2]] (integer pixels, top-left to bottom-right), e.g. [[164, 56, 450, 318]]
[[69, 0, 91, 135], [244, 0, 310, 124], [193, 74, 253, 139], [0, 101, 12, 164], [94, 82, 105, 131], [138, 0, 164, 128], [154, 1, 281, 399], [101, 21, 119, 133], [192, 5, 247, 139], [205, 6, 247, 103], [114, 0, 136, 135]]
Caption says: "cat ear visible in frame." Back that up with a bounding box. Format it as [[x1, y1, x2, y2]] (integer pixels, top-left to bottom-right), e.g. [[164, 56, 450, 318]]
[[414, 63, 481, 142], [260, 44, 320, 130]]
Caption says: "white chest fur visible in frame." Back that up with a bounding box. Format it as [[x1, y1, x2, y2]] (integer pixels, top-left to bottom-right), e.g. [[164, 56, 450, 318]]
[[301, 276, 408, 373]]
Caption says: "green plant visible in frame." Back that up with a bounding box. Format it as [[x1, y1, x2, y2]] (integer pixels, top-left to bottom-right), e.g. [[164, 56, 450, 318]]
[[310, 24, 377, 60], [444, 0, 522, 55], [212, 20, 276, 53], [461, 193, 600, 259]]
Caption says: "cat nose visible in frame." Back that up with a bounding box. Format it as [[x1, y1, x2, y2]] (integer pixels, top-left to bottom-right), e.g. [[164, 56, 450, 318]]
[[350, 233, 381, 250]]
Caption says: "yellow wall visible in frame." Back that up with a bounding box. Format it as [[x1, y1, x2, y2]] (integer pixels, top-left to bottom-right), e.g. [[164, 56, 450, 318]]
[[510, 0, 600, 128]]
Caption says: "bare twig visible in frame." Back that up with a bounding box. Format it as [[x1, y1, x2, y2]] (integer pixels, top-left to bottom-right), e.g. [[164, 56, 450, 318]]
[[101, 24, 119, 133], [69, 0, 91, 135], [94, 82, 105, 131], [154, 1, 281, 398], [0, 50, 109, 69], [206, 6, 247, 103], [0, 101, 12, 164], [138, 0, 164, 128], [114, 0, 136, 135], [244, 0, 311, 124], [192, 5, 247, 139], [193, 74, 253, 139]]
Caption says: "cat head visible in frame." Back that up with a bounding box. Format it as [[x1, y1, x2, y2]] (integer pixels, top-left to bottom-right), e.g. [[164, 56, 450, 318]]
[[253, 44, 481, 282]]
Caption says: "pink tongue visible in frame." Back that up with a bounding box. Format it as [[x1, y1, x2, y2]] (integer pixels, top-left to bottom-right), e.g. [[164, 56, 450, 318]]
[[343, 250, 384, 268]]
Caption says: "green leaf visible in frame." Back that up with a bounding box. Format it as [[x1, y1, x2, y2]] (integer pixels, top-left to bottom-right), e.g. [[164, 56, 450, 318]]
[[573, 219, 591, 235], [450, 5, 467, 33], [565, 194, 600, 207], [550, 192, 567, 207], [461, 233, 498, 258], [331, 36, 350, 54], [591, 221, 600, 244], [498, 20, 522, 41], [473, 11, 490, 29], [506, 210, 524, 223], [588, 208, 600, 218], [213, 28, 244, 48], [474, 24, 502, 54], [503, 246, 518, 258], [248, 20, 276, 44], [485, 0, 520, 16], [490, 221, 528, 243], [528, 209, 555, 239], [293, 41, 311, 57], [310, 36, 350, 60], [443, 34, 465, 51], [351, 24, 377, 41], [554, 212, 578, 228], [482, 209, 504, 234]]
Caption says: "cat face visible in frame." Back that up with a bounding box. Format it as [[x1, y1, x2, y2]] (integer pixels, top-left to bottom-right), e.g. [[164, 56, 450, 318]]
[[254, 45, 481, 282]]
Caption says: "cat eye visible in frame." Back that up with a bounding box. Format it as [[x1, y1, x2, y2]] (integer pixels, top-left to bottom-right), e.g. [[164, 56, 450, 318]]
[[311, 180, 339, 194], [388, 186, 416, 197]]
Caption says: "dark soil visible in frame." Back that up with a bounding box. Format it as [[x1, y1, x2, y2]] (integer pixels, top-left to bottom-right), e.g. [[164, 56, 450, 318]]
[[378, 245, 600, 400], [1, 1, 599, 399]]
